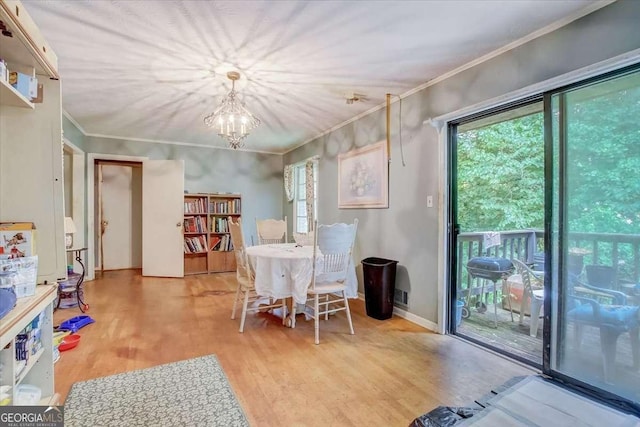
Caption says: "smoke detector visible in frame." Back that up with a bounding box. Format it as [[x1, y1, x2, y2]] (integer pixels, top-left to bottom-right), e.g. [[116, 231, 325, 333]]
[[345, 92, 368, 104]]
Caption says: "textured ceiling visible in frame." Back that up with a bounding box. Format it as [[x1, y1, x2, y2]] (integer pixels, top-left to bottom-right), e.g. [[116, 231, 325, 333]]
[[24, 0, 598, 153]]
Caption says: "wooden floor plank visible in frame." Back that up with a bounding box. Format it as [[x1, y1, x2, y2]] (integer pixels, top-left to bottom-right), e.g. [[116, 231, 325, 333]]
[[53, 269, 534, 426]]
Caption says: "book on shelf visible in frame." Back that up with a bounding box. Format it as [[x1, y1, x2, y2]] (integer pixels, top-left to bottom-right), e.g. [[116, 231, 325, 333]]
[[211, 234, 234, 252], [184, 198, 206, 213], [183, 216, 206, 233], [208, 199, 241, 214], [184, 235, 207, 254], [211, 217, 229, 233], [209, 236, 221, 251]]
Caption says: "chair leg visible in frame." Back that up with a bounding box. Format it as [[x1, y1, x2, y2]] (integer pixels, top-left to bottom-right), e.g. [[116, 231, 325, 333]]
[[519, 292, 529, 325], [325, 295, 329, 321], [281, 298, 287, 326], [289, 302, 297, 329], [343, 291, 354, 335], [231, 285, 241, 320], [239, 289, 250, 333], [492, 287, 498, 328], [600, 326, 622, 383], [504, 279, 514, 322], [529, 298, 543, 337], [630, 327, 640, 371], [314, 294, 320, 345], [574, 324, 584, 350]]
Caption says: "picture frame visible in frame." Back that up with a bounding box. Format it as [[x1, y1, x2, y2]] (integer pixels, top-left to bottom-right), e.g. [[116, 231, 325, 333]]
[[338, 140, 389, 209]]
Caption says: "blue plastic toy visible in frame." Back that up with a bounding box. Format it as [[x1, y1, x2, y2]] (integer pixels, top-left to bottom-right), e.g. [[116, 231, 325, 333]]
[[58, 315, 95, 333]]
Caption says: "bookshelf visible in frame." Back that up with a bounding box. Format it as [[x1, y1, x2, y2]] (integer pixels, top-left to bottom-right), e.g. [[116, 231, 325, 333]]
[[208, 194, 241, 273], [183, 193, 241, 275]]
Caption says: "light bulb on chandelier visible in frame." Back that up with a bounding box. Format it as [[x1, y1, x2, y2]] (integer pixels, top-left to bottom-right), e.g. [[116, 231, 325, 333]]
[[204, 71, 261, 149]]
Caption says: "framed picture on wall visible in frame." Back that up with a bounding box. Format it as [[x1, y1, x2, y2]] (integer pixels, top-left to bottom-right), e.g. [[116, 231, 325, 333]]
[[338, 140, 389, 209]]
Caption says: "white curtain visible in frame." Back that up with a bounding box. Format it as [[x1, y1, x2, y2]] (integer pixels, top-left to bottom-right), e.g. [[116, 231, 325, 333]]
[[305, 159, 315, 232], [284, 164, 294, 202]]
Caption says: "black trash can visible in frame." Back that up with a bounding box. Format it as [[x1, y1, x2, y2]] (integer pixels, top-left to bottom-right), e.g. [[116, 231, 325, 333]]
[[362, 257, 398, 320]]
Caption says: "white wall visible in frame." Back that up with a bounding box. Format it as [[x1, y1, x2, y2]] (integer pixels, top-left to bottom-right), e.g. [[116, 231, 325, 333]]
[[84, 137, 284, 243]]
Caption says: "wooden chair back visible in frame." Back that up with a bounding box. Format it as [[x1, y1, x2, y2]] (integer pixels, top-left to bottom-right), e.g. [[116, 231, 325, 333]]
[[228, 217, 253, 284], [256, 216, 288, 244], [310, 219, 358, 289]]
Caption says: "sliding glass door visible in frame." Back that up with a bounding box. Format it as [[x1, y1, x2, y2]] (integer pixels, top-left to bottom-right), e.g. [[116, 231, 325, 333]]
[[546, 65, 640, 412]]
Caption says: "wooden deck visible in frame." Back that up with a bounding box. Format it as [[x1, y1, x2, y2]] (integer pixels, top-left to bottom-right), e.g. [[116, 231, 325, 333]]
[[456, 303, 639, 403], [456, 303, 543, 364]]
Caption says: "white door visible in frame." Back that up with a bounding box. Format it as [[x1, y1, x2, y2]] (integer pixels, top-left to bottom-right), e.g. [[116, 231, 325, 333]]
[[142, 160, 184, 277], [99, 164, 143, 270]]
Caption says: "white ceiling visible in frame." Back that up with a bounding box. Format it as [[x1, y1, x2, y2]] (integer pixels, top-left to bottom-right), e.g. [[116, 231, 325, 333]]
[[24, 0, 600, 154]]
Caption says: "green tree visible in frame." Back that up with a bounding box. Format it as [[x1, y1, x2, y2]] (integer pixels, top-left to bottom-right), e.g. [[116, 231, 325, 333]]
[[457, 113, 544, 232]]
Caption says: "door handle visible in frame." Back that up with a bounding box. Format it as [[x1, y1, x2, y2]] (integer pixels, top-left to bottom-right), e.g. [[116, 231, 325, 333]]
[[176, 222, 182, 227]]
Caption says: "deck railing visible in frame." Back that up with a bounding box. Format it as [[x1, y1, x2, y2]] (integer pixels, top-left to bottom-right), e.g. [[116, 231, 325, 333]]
[[457, 229, 640, 291]]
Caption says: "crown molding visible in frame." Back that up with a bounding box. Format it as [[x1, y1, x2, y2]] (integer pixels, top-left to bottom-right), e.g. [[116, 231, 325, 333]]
[[284, 0, 615, 155], [62, 109, 88, 136], [83, 132, 279, 155]]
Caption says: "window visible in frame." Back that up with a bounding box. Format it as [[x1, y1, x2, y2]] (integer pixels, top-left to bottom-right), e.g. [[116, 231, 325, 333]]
[[293, 161, 317, 233]]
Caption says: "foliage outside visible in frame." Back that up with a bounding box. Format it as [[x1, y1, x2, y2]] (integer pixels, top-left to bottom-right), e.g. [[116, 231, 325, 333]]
[[457, 78, 639, 279]]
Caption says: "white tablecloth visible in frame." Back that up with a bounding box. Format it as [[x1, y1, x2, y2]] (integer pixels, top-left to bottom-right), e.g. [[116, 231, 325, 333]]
[[245, 243, 358, 304]]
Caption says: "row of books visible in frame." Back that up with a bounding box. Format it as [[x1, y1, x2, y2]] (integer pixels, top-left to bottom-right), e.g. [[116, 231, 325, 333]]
[[210, 234, 233, 252], [209, 199, 241, 214], [212, 217, 229, 233], [184, 235, 207, 253], [183, 216, 206, 233], [184, 199, 206, 213]]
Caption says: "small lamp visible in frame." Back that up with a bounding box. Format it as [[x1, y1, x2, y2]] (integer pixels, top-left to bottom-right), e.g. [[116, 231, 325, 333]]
[[64, 217, 77, 249]]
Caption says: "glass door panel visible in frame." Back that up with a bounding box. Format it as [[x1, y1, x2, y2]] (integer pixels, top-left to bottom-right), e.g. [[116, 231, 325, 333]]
[[450, 100, 545, 365], [548, 67, 640, 407]]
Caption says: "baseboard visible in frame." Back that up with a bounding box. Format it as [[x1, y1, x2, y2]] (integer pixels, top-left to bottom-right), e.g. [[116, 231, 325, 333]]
[[357, 292, 439, 332]]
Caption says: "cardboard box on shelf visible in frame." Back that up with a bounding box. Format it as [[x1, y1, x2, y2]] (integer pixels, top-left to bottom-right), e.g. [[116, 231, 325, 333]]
[[8, 71, 37, 100], [0, 222, 36, 259]]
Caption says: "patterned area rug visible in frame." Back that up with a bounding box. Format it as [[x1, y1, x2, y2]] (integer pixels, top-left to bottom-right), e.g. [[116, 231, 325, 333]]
[[64, 355, 248, 427]]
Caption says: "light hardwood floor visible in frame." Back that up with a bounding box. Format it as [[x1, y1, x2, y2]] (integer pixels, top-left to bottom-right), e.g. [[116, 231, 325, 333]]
[[53, 270, 534, 426]]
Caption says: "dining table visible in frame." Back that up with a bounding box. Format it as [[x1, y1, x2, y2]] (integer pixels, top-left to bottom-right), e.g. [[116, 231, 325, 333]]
[[244, 243, 358, 327]]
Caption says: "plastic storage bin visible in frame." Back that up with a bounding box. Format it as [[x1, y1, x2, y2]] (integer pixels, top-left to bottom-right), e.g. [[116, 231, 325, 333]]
[[362, 257, 398, 320]]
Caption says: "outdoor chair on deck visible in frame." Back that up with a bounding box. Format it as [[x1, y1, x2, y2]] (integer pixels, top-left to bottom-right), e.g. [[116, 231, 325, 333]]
[[255, 217, 288, 245], [512, 259, 545, 337], [586, 264, 617, 290], [568, 279, 639, 382], [229, 217, 287, 332]]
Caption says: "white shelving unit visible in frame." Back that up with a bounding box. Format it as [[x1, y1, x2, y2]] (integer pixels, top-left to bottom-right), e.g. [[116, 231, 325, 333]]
[[0, 78, 34, 109], [0, 0, 66, 285], [0, 284, 57, 406]]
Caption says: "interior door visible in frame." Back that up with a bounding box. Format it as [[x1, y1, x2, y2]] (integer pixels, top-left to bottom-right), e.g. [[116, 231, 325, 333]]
[[142, 160, 184, 277], [99, 164, 142, 270]]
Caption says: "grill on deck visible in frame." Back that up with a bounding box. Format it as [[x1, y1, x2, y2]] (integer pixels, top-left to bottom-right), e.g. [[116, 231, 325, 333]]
[[463, 257, 514, 327], [466, 257, 514, 282]]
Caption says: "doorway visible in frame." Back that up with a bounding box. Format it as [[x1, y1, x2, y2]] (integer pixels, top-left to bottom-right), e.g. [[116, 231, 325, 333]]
[[96, 161, 143, 271], [449, 99, 545, 365]]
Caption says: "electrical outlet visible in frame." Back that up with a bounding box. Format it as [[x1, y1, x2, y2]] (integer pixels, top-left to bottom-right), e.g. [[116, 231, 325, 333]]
[[427, 195, 433, 207]]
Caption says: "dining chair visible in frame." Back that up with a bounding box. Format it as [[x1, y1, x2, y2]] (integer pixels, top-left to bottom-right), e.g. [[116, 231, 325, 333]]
[[228, 217, 287, 332], [304, 219, 358, 344], [292, 231, 314, 246], [512, 259, 545, 337], [255, 216, 288, 245]]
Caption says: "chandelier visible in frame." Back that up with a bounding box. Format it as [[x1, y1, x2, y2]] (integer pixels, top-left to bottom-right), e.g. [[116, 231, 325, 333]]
[[204, 71, 261, 149]]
